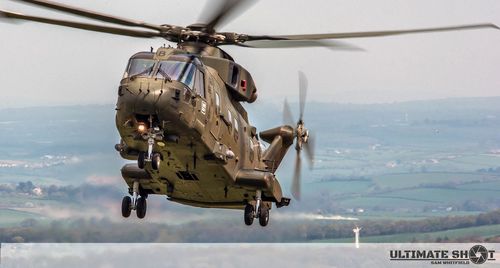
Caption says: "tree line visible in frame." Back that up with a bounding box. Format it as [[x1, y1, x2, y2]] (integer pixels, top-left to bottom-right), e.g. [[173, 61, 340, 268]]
[[1, 209, 500, 243]]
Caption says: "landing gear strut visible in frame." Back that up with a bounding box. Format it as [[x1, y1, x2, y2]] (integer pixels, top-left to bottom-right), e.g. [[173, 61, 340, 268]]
[[137, 115, 164, 170], [121, 180, 148, 219], [244, 189, 270, 227]]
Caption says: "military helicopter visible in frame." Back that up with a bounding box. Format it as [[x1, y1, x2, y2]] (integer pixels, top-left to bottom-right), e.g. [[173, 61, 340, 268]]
[[1, 0, 498, 227]]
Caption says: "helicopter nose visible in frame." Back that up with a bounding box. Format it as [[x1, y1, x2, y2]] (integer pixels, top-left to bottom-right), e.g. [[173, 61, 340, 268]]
[[119, 79, 173, 115], [116, 79, 192, 132], [134, 89, 160, 114]]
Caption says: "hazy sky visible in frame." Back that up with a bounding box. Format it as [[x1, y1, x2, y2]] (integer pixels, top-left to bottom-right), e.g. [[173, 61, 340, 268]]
[[0, 0, 499, 108]]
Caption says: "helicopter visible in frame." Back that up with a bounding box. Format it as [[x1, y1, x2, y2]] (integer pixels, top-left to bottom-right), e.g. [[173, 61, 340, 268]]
[[1, 0, 498, 227]]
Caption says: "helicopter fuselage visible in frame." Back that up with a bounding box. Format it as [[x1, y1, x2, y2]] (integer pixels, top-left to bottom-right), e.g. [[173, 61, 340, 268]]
[[115, 46, 292, 213]]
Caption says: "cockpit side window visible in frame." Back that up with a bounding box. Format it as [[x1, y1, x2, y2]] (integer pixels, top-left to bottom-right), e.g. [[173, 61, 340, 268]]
[[124, 58, 155, 78], [180, 63, 195, 89]]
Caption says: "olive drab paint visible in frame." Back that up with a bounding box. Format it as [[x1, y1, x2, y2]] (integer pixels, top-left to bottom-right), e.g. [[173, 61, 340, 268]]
[[115, 45, 292, 215]]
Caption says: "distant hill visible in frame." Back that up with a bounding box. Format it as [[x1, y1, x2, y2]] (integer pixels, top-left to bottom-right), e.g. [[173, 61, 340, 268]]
[[1, 97, 500, 224]]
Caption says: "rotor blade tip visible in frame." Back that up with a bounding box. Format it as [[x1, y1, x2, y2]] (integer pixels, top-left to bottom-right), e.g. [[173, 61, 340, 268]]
[[0, 10, 22, 24]]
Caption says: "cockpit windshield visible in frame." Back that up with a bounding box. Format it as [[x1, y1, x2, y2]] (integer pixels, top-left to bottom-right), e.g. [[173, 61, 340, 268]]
[[123, 54, 204, 96], [124, 58, 155, 78], [156, 61, 196, 89]]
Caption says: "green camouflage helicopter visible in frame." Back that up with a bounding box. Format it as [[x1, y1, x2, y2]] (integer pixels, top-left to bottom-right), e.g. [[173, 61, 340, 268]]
[[1, 0, 498, 226]]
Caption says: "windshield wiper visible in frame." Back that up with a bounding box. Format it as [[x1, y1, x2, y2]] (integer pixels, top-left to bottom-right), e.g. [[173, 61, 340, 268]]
[[129, 66, 154, 80], [156, 63, 172, 82]]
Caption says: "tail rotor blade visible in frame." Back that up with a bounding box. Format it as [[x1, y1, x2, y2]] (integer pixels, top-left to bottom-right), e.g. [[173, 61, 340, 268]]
[[298, 71, 308, 121], [283, 98, 295, 126], [291, 150, 301, 200], [304, 133, 315, 170]]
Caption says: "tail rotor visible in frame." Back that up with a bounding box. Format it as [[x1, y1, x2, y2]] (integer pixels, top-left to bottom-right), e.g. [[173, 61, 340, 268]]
[[283, 71, 315, 200]]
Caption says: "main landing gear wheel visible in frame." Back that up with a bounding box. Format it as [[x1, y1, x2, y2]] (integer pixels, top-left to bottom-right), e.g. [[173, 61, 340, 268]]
[[244, 204, 254, 226], [121, 196, 132, 218], [136, 196, 147, 219], [138, 152, 146, 169], [259, 207, 270, 227], [244, 190, 271, 227], [151, 153, 161, 170]]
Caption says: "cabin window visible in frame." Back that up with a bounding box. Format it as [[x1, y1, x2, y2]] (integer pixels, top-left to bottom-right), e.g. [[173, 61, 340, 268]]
[[124, 58, 155, 78], [226, 110, 233, 130], [215, 93, 221, 114], [195, 70, 205, 98]]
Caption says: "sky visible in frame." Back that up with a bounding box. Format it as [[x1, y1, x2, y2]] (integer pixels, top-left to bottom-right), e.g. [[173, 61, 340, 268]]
[[0, 0, 499, 108]]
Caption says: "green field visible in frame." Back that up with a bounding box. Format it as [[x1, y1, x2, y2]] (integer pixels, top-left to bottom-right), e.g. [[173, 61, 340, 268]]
[[331, 188, 499, 211], [303, 170, 500, 215], [456, 180, 500, 191], [372, 172, 500, 189], [307, 180, 374, 195]]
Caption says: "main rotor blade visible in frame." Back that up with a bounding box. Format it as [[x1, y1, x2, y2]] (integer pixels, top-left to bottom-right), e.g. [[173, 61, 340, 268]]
[[0, 9, 160, 38], [245, 23, 499, 41], [201, 0, 256, 32], [291, 150, 301, 200], [12, 0, 164, 31], [304, 134, 315, 170], [298, 71, 308, 121], [283, 99, 295, 126], [235, 40, 363, 50]]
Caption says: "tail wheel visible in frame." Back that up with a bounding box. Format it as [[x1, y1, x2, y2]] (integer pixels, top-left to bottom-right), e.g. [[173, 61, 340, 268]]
[[138, 152, 146, 169], [259, 207, 270, 227], [244, 204, 254, 226], [136, 196, 147, 219], [151, 153, 161, 170], [121, 196, 132, 218]]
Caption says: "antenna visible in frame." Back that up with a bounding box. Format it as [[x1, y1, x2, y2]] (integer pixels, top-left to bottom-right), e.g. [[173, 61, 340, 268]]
[[353, 226, 362, 249]]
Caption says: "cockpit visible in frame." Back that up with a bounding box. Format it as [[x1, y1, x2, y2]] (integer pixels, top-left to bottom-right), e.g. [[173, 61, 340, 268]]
[[123, 53, 205, 98]]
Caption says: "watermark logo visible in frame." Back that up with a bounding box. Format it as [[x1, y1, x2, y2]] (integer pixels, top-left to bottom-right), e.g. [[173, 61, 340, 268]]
[[389, 245, 496, 265], [469, 245, 489, 264]]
